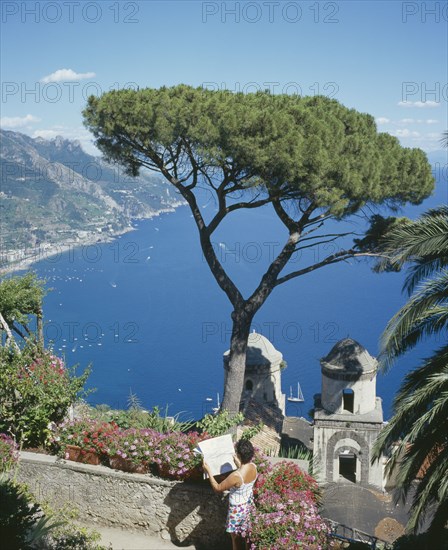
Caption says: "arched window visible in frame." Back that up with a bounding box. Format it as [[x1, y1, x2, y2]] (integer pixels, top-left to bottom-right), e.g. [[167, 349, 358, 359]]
[[343, 389, 354, 413], [245, 379, 253, 391]]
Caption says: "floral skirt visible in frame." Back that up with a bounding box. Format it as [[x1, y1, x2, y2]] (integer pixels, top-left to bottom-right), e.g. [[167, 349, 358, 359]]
[[226, 499, 253, 534]]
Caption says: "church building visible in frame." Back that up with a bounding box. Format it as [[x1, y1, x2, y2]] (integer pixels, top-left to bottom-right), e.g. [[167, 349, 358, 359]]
[[313, 338, 385, 488]]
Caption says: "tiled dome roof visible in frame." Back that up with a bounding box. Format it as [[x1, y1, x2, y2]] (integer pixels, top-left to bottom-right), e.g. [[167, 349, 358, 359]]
[[224, 331, 282, 366], [321, 338, 377, 373]]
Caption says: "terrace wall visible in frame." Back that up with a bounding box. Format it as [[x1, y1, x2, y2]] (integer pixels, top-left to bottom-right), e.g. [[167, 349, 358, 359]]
[[17, 452, 308, 549]]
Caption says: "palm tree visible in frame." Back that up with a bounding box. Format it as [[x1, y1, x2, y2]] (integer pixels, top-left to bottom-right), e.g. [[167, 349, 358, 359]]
[[372, 205, 448, 534], [441, 130, 448, 148]]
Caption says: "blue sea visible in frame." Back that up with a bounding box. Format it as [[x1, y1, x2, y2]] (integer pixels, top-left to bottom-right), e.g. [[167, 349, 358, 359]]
[[23, 168, 447, 421]]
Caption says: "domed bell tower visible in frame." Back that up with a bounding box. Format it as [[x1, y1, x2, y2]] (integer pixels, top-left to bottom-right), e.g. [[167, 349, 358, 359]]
[[223, 331, 286, 415], [313, 339, 384, 488]]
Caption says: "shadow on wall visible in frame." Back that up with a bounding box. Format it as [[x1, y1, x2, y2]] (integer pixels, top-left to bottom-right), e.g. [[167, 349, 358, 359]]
[[164, 483, 230, 549]]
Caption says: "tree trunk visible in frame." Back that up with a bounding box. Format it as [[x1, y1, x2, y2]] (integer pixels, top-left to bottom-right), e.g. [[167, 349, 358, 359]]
[[221, 309, 253, 415], [37, 309, 44, 348]]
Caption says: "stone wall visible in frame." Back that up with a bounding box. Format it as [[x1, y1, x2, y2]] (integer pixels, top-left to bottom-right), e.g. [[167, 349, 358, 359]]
[[17, 452, 228, 549]]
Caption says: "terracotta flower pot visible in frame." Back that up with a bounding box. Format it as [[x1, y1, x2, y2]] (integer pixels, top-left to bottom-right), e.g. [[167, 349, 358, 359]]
[[65, 444, 100, 465], [109, 455, 148, 474]]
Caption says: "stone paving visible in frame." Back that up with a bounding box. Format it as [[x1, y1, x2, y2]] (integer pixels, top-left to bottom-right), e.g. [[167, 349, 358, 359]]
[[321, 481, 410, 544], [91, 524, 197, 550]]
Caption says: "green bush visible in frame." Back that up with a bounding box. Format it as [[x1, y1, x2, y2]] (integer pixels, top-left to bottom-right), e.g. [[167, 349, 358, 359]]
[[0, 474, 39, 550], [88, 400, 194, 433], [0, 474, 108, 550], [45, 526, 108, 550], [0, 433, 19, 472], [240, 422, 264, 441], [40, 502, 109, 550], [197, 410, 244, 437], [0, 344, 90, 447]]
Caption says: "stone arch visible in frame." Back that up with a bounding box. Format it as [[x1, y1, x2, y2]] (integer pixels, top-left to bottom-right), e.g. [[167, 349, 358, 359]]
[[326, 430, 370, 484]]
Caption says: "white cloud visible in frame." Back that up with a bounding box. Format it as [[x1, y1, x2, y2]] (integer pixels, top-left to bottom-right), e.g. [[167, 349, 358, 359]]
[[0, 114, 41, 128], [389, 130, 446, 153], [397, 100, 440, 108], [395, 129, 420, 138], [398, 118, 441, 125], [376, 117, 390, 124], [41, 68, 96, 83]]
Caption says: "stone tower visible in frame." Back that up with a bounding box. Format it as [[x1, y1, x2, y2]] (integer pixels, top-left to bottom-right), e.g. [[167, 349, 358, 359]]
[[223, 331, 286, 415], [313, 338, 384, 488]]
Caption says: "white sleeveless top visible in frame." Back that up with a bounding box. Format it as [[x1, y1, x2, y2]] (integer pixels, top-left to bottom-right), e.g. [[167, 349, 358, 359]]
[[229, 464, 257, 506]]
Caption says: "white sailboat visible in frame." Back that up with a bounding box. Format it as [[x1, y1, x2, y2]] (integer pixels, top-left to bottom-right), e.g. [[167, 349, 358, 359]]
[[287, 383, 304, 402]]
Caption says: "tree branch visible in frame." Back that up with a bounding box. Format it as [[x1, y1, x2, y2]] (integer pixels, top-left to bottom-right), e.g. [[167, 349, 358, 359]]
[[275, 250, 383, 286], [271, 196, 299, 232], [0, 312, 21, 354], [294, 234, 352, 253], [207, 195, 273, 235], [139, 147, 245, 308], [296, 231, 355, 245]]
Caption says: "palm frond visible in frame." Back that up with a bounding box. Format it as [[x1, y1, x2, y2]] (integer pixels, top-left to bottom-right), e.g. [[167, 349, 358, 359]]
[[376, 204, 448, 533], [441, 131, 448, 148], [377, 207, 448, 276], [405, 256, 448, 295], [373, 346, 448, 458], [407, 444, 448, 532], [374, 347, 448, 532], [379, 272, 448, 370]]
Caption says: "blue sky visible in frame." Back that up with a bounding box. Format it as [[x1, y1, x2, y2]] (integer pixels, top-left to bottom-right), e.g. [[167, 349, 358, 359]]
[[1, 1, 447, 158]]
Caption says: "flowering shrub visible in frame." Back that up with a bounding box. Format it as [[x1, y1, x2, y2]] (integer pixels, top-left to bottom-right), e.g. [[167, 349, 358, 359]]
[[0, 434, 19, 472], [106, 427, 162, 465], [0, 345, 90, 447], [156, 431, 206, 479], [51, 418, 209, 479], [247, 501, 330, 549], [251, 447, 271, 477], [50, 419, 120, 459], [247, 461, 330, 549], [254, 461, 321, 504]]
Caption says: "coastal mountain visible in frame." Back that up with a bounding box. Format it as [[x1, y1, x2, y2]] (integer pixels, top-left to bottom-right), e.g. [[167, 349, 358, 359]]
[[0, 129, 183, 267]]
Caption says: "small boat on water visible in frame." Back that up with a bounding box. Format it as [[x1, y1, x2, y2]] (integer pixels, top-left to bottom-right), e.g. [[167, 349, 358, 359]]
[[287, 383, 304, 402]]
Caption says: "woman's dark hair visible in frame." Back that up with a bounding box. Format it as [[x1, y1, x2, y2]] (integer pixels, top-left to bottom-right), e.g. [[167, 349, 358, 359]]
[[235, 439, 255, 464]]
